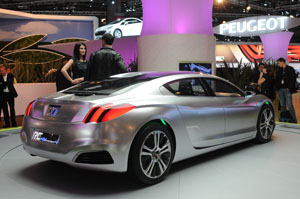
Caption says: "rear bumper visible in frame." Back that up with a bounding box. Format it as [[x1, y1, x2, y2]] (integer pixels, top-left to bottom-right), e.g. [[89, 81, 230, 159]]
[[20, 116, 135, 172], [22, 144, 127, 172]]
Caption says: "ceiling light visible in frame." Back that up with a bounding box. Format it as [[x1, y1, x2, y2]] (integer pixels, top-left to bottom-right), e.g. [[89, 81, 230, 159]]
[[217, 0, 223, 3], [246, 5, 251, 12], [222, 21, 226, 24]]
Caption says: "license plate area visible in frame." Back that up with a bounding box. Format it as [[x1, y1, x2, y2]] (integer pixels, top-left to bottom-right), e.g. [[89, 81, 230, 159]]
[[32, 130, 60, 145]]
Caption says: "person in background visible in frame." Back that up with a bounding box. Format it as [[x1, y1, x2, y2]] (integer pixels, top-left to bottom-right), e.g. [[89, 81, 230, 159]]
[[84, 33, 128, 81], [254, 63, 266, 84], [0, 67, 17, 122], [0, 65, 18, 128], [276, 57, 297, 123], [61, 42, 87, 85], [248, 63, 265, 93], [6, 67, 17, 84], [258, 66, 275, 100], [56, 58, 73, 91]]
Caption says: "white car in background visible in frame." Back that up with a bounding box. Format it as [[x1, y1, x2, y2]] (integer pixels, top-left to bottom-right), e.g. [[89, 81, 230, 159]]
[[95, 18, 143, 39]]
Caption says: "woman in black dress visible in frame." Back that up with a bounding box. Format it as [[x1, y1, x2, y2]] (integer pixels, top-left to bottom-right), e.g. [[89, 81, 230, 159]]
[[258, 67, 275, 100], [61, 42, 87, 85]]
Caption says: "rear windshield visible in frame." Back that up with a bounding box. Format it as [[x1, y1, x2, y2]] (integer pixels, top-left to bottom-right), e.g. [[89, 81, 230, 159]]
[[63, 74, 161, 95]]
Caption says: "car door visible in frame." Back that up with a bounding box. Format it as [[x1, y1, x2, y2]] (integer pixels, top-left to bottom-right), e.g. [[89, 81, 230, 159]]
[[202, 77, 258, 143], [130, 19, 143, 35], [163, 78, 225, 148], [120, 19, 132, 36]]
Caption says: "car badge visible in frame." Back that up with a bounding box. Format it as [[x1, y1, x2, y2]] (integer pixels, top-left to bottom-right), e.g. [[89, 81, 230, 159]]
[[47, 106, 59, 117]]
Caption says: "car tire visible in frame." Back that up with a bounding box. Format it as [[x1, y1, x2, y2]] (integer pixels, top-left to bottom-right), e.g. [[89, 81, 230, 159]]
[[129, 124, 175, 185], [113, 29, 122, 38], [255, 104, 275, 143]]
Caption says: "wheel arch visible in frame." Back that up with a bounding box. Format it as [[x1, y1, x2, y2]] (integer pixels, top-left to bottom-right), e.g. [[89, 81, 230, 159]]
[[258, 100, 275, 116], [127, 119, 176, 170], [113, 28, 122, 37]]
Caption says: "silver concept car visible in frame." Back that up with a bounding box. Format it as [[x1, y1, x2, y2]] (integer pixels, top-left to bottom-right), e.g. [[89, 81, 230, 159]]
[[21, 71, 275, 184]]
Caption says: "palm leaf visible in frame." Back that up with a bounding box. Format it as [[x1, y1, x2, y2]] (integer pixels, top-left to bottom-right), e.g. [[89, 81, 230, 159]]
[[1, 49, 64, 64], [51, 38, 87, 44], [0, 34, 47, 53]]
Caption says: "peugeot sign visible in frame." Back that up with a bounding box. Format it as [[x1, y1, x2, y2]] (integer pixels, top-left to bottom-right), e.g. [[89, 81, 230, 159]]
[[213, 16, 300, 37]]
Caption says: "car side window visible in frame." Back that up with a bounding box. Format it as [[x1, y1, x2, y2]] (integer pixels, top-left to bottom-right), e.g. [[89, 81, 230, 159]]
[[131, 19, 141, 24], [164, 78, 207, 96], [203, 78, 244, 97], [122, 19, 136, 25]]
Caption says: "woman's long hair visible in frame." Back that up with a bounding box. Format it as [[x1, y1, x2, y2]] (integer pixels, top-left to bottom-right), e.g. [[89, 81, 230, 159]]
[[73, 42, 87, 60]]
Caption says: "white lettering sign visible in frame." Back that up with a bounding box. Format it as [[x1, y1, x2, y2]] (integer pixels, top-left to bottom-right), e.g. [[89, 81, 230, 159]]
[[214, 16, 299, 37], [32, 131, 43, 141]]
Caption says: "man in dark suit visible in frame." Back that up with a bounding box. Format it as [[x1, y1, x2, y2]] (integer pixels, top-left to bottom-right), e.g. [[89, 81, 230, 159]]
[[0, 65, 18, 127]]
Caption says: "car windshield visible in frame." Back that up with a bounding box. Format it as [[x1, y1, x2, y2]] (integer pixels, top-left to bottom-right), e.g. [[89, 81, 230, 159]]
[[63, 72, 179, 95], [107, 19, 122, 25]]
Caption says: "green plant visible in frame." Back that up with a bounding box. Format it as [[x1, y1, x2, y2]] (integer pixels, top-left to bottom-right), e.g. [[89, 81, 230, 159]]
[[217, 59, 280, 91], [217, 59, 257, 90], [128, 55, 138, 72]]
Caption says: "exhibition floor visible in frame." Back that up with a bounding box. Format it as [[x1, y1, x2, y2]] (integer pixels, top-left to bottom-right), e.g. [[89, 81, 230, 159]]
[[0, 123, 300, 199]]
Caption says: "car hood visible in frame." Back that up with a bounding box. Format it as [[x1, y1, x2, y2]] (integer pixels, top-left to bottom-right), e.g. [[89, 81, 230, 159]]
[[97, 25, 114, 31]]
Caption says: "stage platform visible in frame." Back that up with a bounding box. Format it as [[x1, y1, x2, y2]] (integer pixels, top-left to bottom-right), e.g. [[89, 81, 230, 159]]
[[0, 123, 300, 199]]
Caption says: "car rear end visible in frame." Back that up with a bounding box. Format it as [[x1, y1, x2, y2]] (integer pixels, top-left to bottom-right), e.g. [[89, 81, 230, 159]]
[[21, 92, 142, 172]]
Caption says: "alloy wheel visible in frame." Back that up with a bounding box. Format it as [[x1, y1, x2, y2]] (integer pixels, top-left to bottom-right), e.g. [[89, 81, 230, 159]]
[[139, 130, 172, 179], [114, 30, 122, 38], [259, 108, 274, 139]]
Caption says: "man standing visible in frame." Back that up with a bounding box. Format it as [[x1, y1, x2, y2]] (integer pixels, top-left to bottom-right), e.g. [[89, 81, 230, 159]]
[[84, 33, 128, 81], [276, 58, 297, 123], [0, 65, 18, 127]]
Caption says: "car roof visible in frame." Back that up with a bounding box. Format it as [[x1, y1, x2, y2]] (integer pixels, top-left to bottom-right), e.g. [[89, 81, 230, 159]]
[[110, 71, 215, 79], [110, 71, 244, 95]]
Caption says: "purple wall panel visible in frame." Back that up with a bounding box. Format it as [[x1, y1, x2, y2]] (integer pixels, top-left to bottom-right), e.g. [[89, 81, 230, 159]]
[[39, 37, 138, 66], [260, 32, 294, 61]]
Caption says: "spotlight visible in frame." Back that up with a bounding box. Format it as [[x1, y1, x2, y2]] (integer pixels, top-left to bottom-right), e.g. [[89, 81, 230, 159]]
[[217, 0, 223, 3], [246, 5, 251, 12], [290, 15, 294, 18], [222, 20, 226, 24], [112, 0, 115, 5]]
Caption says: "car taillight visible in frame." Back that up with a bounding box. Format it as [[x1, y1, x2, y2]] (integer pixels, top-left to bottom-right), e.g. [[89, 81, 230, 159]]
[[25, 100, 35, 116], [83, 104, 113, 123], [83, 104, 135, 123]]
